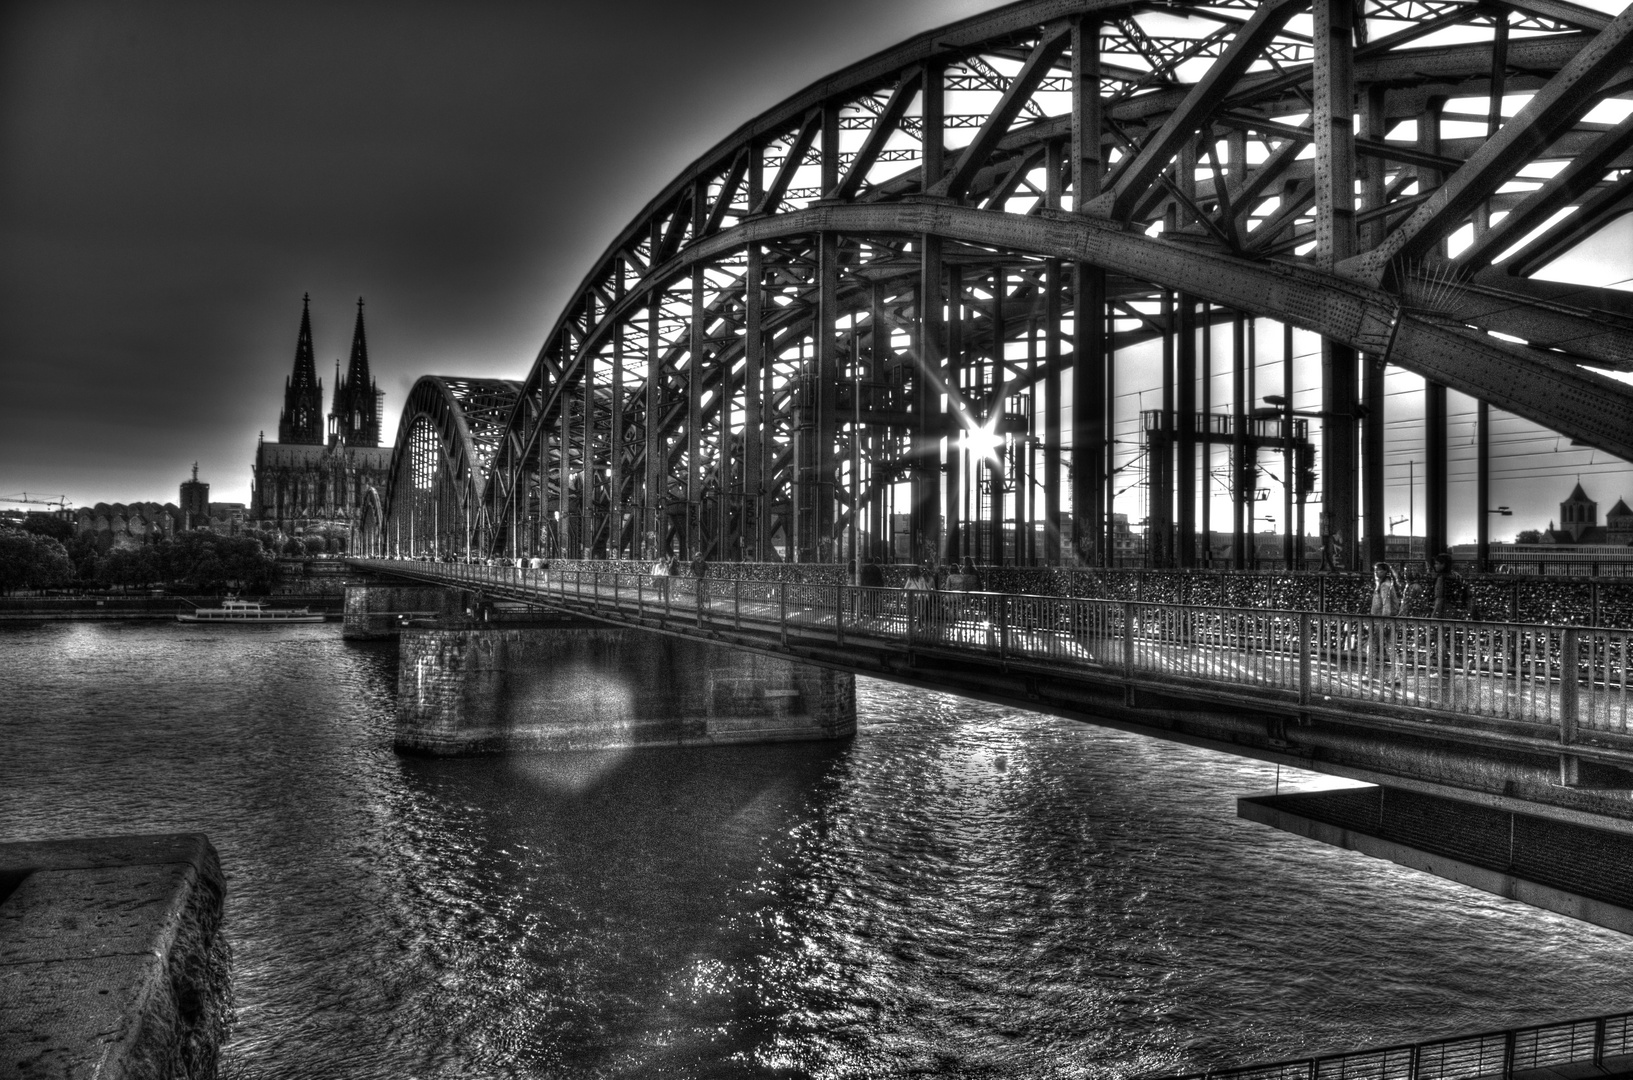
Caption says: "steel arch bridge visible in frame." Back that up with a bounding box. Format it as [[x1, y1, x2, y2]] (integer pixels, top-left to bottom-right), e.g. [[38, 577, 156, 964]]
[[394, 0, 1633, 570], [371, 376, 523, 558]]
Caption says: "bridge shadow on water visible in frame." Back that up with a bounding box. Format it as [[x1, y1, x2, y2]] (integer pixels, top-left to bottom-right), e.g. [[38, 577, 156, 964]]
[[373, 675, 1633, 1080], [391, 736, 858, 1077]]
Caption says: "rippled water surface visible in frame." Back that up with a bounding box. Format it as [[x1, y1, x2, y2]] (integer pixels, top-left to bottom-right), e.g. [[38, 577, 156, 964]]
[[3, 620, 1632, 1078]]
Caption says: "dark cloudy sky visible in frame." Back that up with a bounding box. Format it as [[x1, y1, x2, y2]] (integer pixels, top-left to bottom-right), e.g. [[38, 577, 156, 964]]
[[0, 0, 1001, 507]]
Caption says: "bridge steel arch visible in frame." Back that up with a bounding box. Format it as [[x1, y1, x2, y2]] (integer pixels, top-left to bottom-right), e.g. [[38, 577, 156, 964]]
[[480, 0, 1633, 571], [380, 376, 523, 558]]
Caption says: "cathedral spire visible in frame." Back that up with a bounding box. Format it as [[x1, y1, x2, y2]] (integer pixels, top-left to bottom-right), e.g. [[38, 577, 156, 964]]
[[278, 293, 325, 444], [339, 295, 379, 446], [328, 360, 344, 445], [347, 297, 370, 388]]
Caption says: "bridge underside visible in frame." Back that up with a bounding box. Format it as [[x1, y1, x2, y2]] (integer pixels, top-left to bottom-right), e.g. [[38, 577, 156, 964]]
[[361, 558, 1633, 835], [382, 0, 1633, 574]]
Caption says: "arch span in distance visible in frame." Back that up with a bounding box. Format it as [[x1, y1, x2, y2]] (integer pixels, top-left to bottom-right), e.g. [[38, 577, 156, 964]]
[[376, 0, 1633, 569], [373, 377, 522, 558]]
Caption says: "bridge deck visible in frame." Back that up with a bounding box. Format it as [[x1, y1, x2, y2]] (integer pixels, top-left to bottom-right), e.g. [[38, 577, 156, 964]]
[[356, 560, 1633, 776]]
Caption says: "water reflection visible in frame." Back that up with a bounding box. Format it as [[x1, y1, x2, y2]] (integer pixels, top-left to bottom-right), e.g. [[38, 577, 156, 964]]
[[3, 623, 1631, 1080]]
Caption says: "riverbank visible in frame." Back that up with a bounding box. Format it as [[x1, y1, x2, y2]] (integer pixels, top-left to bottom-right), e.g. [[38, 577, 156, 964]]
[[0, 833, 231, 1079], [0, 595, 346, 622]]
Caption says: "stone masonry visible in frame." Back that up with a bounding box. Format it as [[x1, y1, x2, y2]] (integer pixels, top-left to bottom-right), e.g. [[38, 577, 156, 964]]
[[396, 625, 856, 755]]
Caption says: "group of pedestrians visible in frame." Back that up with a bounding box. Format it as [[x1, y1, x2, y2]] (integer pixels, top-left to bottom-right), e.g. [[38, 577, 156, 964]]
[[649, 550, 709, 604], [1363, 552, 1472, 681]]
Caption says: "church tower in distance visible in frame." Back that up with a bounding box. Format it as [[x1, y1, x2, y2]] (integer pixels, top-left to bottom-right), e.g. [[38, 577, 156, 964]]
[[278, 294, 325, 444], [252, 293, 392, 539], [328, 297, 380, 447]]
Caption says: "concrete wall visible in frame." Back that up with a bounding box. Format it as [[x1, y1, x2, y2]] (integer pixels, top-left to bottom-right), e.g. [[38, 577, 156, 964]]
[[343, 584, 467, 639], [0, 833, 230, 1080], [1240, 786, 1633, 936], [396, 625, 856, 755]]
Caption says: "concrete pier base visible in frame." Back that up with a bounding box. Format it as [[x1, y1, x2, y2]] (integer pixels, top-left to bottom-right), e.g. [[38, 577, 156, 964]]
[[1241, 785, 1633, 936], [397, 624, 856, 756], [343, 583, 467, 639], [0, 833, 230, 1080]]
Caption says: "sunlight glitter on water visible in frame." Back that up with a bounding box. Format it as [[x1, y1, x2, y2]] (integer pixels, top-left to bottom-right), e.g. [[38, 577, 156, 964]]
[[3, 620, 1631, 1079]]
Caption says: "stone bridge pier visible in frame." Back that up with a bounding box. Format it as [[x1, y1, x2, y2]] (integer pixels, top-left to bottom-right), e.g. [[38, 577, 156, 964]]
[[395, 619, 855, 756], [343, 584, 471, 639]]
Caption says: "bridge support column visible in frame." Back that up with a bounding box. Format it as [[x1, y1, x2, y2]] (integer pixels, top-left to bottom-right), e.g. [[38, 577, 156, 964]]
[[343, 584, 468, 639], [396, 625, 856, 756]]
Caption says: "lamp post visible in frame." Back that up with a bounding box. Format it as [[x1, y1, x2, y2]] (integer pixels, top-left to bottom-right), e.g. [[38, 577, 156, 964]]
[[1480, 505, 1512, 573]]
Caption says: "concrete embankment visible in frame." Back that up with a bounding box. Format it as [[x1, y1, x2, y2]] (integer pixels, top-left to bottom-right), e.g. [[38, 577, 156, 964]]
[[0, 833, 231, 1079], [1241, 785, 1633, 935], [0, 596, 345, 622]]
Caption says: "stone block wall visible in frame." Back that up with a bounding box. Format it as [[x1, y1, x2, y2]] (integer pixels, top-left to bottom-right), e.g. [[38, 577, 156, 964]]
[[342, 585, 467, 639], [0, 833, 231, 1080], [396, 625, 856, 755]]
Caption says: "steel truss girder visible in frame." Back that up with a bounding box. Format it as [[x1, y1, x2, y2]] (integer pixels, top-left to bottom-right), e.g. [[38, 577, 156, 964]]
[[642, 202, 1633, 465], [382, 376, 522, 550], [453, 0, 1633, 564]]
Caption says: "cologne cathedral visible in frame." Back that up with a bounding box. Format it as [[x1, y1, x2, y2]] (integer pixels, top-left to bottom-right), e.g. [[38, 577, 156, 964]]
[[250, 295, 391, 537]]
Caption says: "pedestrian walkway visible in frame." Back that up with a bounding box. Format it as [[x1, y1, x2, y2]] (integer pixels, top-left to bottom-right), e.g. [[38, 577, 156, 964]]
[[356, 560, 1633, 760]]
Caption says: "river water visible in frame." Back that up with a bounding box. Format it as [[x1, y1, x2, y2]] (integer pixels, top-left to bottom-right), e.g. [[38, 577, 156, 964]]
[[3, 620, 1631, 1078]]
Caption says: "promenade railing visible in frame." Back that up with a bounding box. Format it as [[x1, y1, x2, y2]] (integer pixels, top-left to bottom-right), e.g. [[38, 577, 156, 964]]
[[361, 560, 1633, 746], [1153, 1007, 1633, 1080]]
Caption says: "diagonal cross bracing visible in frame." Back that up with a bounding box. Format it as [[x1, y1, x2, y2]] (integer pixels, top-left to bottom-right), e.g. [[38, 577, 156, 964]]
[[1344, 3, 1633, 283], [646, 202, 1633, 464], [1082, 0, 1306, 221]]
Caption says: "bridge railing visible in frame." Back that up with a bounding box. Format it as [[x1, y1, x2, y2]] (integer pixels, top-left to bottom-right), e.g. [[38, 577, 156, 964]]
[[361, 560, 1633, 744], [1151, 1007, 1633, 1080]]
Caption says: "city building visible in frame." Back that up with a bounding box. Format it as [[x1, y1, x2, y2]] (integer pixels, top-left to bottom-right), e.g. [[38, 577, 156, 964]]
[[250, 295, 390, 538], [1536, 482, 1633, 546], [179, 464, 209, 530]]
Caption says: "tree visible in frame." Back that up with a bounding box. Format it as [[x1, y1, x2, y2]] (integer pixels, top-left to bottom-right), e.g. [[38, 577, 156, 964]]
[[156, 530, 277, 593], [1515, 529, 1543, 544], [22, 515, 73, 542], [100, 545, 161, 591], [0, 529, 72, 594], [66, 534, 100, 587]]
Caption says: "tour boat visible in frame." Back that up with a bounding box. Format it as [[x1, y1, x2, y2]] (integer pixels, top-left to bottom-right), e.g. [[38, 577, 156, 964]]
[[177, 598, 326, 624]]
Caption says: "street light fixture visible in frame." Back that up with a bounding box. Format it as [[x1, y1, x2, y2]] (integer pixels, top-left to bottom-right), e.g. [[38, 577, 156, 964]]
[[1255, 395, 1371, 421]]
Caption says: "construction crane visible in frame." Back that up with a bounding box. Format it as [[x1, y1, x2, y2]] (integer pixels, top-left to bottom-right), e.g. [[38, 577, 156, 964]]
[[1, 493, 72, 511]]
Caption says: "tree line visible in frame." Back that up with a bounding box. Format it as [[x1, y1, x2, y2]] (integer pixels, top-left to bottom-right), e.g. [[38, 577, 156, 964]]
[[0, 518, 343, 595]]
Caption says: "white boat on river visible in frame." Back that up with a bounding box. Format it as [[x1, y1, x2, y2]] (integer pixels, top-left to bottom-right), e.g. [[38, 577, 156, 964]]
[[177, 598, 326, 624]]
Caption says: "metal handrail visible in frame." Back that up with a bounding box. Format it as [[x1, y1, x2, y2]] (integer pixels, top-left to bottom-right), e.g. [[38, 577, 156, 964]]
[[1148, 1008, 1631, 1080], [355, 560, 1633, 744]]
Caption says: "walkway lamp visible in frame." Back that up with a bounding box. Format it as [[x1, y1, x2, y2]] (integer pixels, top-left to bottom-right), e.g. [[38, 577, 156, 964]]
[[1479, 506, 1512, 573]]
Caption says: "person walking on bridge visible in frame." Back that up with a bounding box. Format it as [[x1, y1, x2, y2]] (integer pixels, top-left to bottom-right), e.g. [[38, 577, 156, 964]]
[[690, 550, 708, 609], [1428, 552, 1472, 680], [903, 563, 932, 635], [1366, 561, 1401, 684]]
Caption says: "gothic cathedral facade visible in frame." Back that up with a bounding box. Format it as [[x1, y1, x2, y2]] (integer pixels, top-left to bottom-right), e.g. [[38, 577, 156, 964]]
[[251, 295, 392, 537]]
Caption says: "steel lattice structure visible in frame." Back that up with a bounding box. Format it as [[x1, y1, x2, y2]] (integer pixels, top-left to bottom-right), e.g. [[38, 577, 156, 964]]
[[373, 376, 522, 557], [386, 0, 1633, 570]]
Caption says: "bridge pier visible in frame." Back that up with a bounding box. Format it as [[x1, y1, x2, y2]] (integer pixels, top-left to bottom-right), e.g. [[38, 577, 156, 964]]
[[396, 623, 855, 756], [343, 584, 470, 639]]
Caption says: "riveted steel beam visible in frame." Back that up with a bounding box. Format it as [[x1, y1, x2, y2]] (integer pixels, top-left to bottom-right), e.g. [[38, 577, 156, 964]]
[[1344, 5, 1633, 283], [1457, 111, 1633, 271], [1083, 0, 1305, 221], [932, 23, 1073, 201], [630, 203, 1633, 465]]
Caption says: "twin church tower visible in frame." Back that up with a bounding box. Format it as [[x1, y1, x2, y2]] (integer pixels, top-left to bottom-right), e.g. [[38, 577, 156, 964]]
[[250, 294, 391, 536], [277, 293, 381, 447]]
